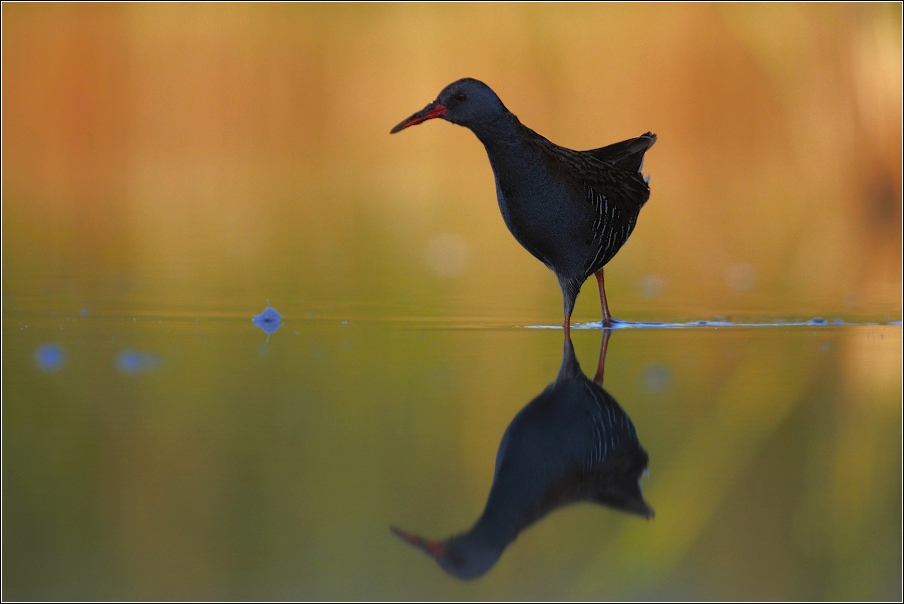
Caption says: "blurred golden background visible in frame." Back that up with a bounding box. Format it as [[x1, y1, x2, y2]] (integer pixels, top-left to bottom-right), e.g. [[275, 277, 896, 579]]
[[2, 4, 902, 601], [3, 3, 901, 322]]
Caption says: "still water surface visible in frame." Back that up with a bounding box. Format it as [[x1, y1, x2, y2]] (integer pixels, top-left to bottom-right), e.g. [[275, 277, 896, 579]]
[[3, 303, 901, 600]]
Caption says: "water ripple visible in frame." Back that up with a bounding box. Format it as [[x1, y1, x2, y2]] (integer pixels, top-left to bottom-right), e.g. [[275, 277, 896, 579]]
[[526, 318, 900, 330]]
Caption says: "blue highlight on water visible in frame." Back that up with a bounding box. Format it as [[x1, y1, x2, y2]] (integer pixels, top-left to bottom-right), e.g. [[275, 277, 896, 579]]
[[253, 303, 282, 335], [34, 304, 286, 375], [34, 342, 162, 374], [642, 364, 672, 393], [34, 343, 66, 372], [116, 350, 160, 374]]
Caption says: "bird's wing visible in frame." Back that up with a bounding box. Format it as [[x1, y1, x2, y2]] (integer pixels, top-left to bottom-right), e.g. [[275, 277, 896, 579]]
[[515, 122, 651, 215], [568, 151, 650, 273]]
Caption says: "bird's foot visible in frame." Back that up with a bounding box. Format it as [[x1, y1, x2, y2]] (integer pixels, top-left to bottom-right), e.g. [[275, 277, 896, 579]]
[[600, 317, 624, 330]]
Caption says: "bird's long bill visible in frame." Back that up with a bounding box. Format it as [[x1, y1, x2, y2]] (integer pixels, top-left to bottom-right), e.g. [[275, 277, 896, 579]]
[[390, 525, 446, 558], [390, 101, 447, 134]]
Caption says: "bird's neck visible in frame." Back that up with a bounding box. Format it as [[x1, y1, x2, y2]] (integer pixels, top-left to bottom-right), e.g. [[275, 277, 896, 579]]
[[465, 512, 518, 552], [468, 112, 522, 150]]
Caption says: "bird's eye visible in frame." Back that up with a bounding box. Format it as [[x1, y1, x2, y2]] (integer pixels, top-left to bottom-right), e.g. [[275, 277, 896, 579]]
[[453, 91, 467, 102]]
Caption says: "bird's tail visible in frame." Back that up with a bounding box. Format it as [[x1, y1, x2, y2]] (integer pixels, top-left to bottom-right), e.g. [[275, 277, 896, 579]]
[[586, 132, 657, 179]]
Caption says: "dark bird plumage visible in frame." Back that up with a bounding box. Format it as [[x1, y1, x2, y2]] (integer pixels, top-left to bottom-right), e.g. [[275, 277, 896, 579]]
[[392, 78, 656, 333], [391, 331, 652, 580]]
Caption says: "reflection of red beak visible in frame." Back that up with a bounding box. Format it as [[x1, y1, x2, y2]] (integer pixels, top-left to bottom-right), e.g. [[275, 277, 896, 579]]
[[390, 525, 447, 558], [390, 102, 447, 134]]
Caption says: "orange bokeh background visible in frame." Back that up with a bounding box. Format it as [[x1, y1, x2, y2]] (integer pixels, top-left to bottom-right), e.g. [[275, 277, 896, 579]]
[[4, 4, 901, 322]]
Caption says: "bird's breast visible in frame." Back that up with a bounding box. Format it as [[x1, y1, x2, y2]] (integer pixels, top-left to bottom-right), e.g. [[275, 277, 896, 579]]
[[492, 169, 591, 277]]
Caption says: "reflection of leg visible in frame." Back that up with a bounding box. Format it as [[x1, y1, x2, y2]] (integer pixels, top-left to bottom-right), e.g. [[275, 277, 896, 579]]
[[595, 269, 613, 326], [560, 275, 579, 339], [593, 327, 611, 386]]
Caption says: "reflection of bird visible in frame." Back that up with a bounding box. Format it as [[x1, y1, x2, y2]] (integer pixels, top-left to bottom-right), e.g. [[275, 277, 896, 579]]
[[391, 331, 652, 580], [392, 78, 655, 334]]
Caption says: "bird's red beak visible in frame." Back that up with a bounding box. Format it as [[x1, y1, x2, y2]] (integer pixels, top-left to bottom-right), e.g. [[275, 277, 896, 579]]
[[390, 101, 447, 134], [390, 526, 447, 558]]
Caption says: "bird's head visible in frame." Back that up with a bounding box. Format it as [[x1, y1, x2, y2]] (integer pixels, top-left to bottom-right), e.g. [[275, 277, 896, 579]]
[[390, 525, 502, 580], [391, 78, 509, 134]]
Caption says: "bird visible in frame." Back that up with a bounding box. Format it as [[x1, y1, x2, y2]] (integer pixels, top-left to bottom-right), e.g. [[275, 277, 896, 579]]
[[391, 330, 652, 580], [391, 78, 656, 335]]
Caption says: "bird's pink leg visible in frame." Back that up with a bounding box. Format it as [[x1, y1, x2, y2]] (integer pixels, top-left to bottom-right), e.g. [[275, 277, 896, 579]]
[[595, 269, 613, 326], [593, 326, 612, 386], [563, 314, 572, 340]]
